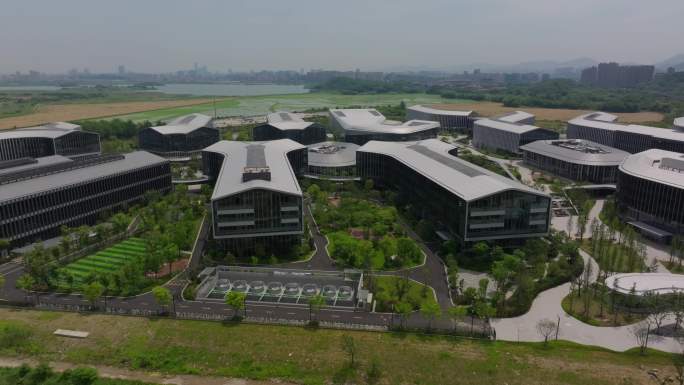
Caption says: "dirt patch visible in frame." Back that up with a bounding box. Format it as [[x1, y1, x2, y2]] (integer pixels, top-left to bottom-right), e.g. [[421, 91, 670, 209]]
[[146, 259, 189, 278], [0, 357, 291, 385], [0, 99, 218, 129], [430, 101, 664, 123]]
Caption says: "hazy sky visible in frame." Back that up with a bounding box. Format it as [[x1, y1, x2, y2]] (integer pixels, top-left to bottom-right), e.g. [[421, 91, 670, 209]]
[[1, 0, 682, 73]]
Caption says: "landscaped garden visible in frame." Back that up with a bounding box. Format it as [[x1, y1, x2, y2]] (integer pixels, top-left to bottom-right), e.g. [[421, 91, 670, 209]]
[[304, 179, 424, 270], [18, 186, 206, 296]]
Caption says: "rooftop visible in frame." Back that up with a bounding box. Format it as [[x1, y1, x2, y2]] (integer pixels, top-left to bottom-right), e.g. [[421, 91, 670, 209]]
[[675, 117, 684, 130], [307, 141, 359, 167], [0, 155, 72, 176], [330, 108, 440, 135], [569, 112, 684, 142], [474, 111, 539, 134], [203, 139, 305, 200], [150, 113, 214, 135], [0, 122, 85, 140], [266, 111, 314, 131], [0, 151, 168, 203], [357, 139, 546, 201], [407, 105, 473, 116], [619, 149, 684, 190], [519, 139, 629, 166]]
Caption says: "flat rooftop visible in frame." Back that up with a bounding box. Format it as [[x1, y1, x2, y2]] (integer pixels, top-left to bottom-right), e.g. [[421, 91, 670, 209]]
[[358, 138, 547, 202], [619, 149, 684, 190], [0, 155, 72, 176], [570, 112, 684, 142], [520, 139, 629, 166], [330, 108, 440, 135], [0, 151, 168, 203], [150, 113, 214, 135], [674, 117, 684, 130], [266, 111, 314, 131], [307, 141, 358, 167], [407, 105, 473, 116], [204, 139, 305, 200]]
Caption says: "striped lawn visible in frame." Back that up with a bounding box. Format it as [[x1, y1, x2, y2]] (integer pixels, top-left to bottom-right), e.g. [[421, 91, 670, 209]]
[[61, 238, 148, 286]]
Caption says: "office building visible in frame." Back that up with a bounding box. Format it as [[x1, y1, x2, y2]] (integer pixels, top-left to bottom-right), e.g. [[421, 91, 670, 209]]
[[329, 108, 439, 145], [0, 152, 171, 245], [253, 111, 327, 145], [473, 111, 559, 154], [0, 122, 100, 161], [617, 149, 684, 241], [138, 113, 219, 159], [406, 105, 474, 132], [520, 139, 629, 183], [580, 63, 654, 87], [357, 139, 550, 242], [202, 139, 306, 256], [567, 112, 684, 154]]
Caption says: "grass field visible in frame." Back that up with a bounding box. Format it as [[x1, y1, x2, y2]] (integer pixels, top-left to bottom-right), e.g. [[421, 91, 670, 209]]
[[61, 238, 147, 286], [0, 308, 676, 385], [0, 98, 215, 129]]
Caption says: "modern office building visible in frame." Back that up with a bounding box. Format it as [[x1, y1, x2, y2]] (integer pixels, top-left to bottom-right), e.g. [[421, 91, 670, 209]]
[[357, 139, 551, 242], [617, 149, 684, 241], [567, 112, 684, 154], [305, 141, 359, 180], [329, 108, 439, 145], [0, 122, 101, 161], [138, 113, 219, 159], [0, 152, 172, 245], [202, 139, 307, 256], [253, 111, 327, 145], [473, 111, 559, 154], [675, 117, 684, 131], [520, 139, 629, 183], [406, 105, 474, 132]]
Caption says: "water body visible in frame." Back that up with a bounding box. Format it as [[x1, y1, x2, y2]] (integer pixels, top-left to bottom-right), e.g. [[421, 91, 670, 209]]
[[0, 85, 62, 91], [151, 83, 310, 96]]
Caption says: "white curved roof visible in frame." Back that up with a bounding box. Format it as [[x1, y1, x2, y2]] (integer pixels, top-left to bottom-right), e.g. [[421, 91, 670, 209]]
[[357, 139, 547, 202], [330, 108, 440, 135], [204, 139, 304, 200], [674, 117, 684, 131], [307, 142, 358, 167], [150, 113, 214, 135], [407, 105, 472, 116], [0, 122, 84, 140], [570, 112, 684, 142], [266, 111, 314, 131], [496, 111, 535, 124], [605, 273, 684, 296], [619, 149, 684, 190]]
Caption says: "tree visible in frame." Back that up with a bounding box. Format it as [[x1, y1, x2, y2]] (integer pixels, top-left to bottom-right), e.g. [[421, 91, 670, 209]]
[[83, 281, 105, 309], [16, 274, 35, 303], [395, 301, 412, 329], [341, 335, 357, 367], [152, 286, 172, 314], [536, 318, 557, 346], [447, 305, 469, 332], [225, 291, 247, 318], [420, 301, 441, 331], [64, 367, 99, 385], [0, 274, 5, 297], [0, 238, 9, 258], [308, 294, 326, 323], [631, 323, 651, 355]]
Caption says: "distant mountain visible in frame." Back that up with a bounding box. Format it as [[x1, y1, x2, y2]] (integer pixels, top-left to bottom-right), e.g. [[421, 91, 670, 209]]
[[381, 57, 599, 74], [656, 54, 684, 70]]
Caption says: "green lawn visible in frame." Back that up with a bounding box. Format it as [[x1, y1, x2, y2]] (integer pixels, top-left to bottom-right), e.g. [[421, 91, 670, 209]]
[[61, 238, 147, 286], [372, 275, 437, 312], [111, 92, 467, 122], [0, 309, 675, 385]]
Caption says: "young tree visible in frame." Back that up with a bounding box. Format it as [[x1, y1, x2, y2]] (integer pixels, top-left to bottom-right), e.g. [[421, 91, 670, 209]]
[[152, 286, 173, 314], [83, 281, 105, 310], [308, 293, 326, 323], [395, 301, 412, 329], [631, 323, 651, 355], [16, 274, 36, 303], [0, 238, 9, 258], [341, 335, 357, 367], [536, 318, 558, 346], [447, 305, 469, 332], [0, 274, 5, 297], [225, 291, 247, 318], [420, 301, 441, 331]]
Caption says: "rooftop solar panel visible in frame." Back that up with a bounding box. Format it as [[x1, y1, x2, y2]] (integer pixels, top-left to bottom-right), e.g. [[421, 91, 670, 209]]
[[246, 144, 267, 168], [369, 110, 381, 117], [408, 144, 483, 178], [334, 111, 346, 117], [279, 113, 293, 121]]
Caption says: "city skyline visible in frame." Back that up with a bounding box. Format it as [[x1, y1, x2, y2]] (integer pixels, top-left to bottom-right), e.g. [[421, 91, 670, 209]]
[[1, 0, 682, 74]]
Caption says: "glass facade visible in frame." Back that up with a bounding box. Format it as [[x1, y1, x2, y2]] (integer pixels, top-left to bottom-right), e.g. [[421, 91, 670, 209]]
[[253, 124, 327, 145], [522, 151, 619, 183], [344, 128, 438, 146], [139, 126, 220, 156]]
